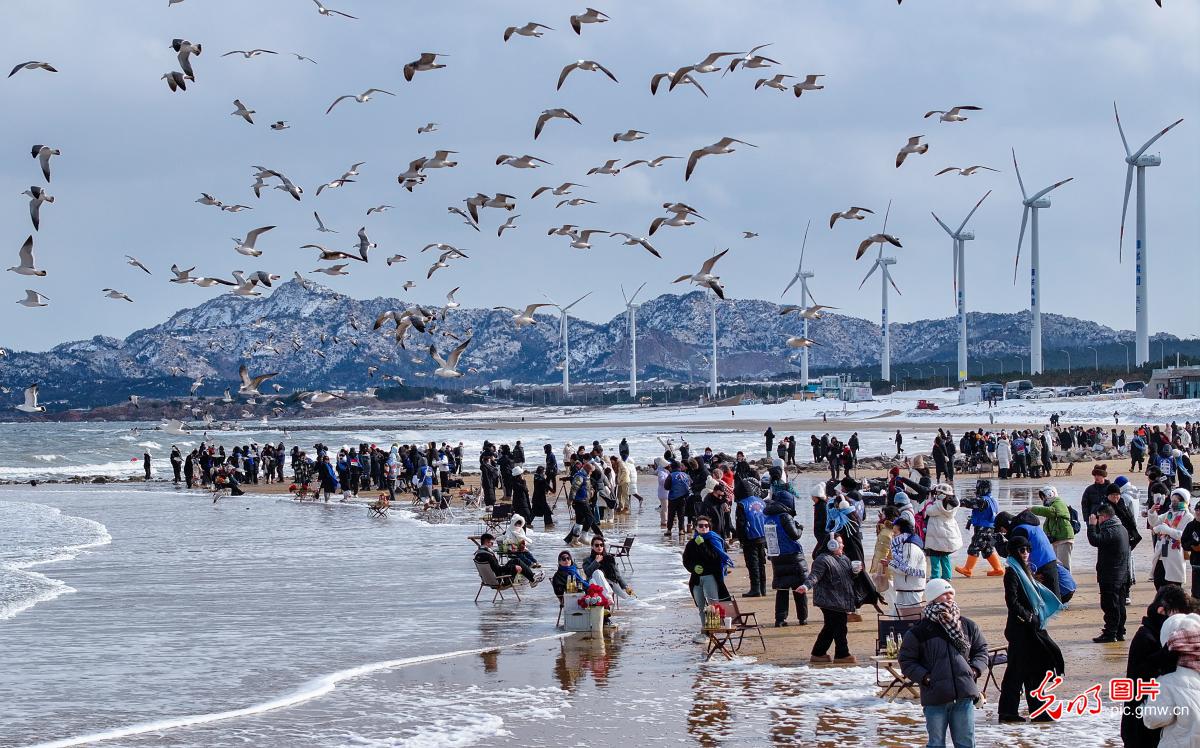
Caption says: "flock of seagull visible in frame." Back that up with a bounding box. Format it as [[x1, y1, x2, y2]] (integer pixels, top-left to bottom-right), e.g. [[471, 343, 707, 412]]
[[2, 1, 1173, 417]]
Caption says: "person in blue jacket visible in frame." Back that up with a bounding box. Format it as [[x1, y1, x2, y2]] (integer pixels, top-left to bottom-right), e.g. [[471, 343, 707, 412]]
[[996, 510, 1061, 601], [736, 480, 768, 597], [765, 475, 809, 627], [955, 479, 1006, 578]]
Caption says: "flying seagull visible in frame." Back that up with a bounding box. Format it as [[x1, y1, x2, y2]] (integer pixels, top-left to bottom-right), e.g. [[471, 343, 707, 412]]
[[171, 39, 202, 79], [162, 71, 189, 92], [126, 255, 152, 274], [103, 289, 134, 302], [609, 232, 662, 258], [326, 88, 395, 114], [829, 206, 874, 228], [504, 22, 553, 41], [650, 70, 707, 97], [7, 236, 45, 276], [779, 304, 836, 319], [17, 384, 46, 412], [935, 165, 998, 176], [232, 225, 275, 257], [417, 122, 438, 134], [292, 53, 319, 63], [672, 248, 728, 298], [556, 198, 595, 208], [792, 74, 825, 96], [685, 137, 756, 181], [366, 205, 393, 215], [569, 7, 609, 34], [311, 264, 350, 276], [497, 153, 552, 169], [924, 105, 982, 123], [624, 155, 680, 169], [786, 336, 820, 348], [31, 145, 60, 182], [238, 364, 278, 395], [613, 129, 648, 142], [169, 264, 196, 283], [403, 52, 446, 81], [497, 215, 520, 236], [430, 338, 471, 378], [895, 136, 929, 168], [313, 211, 337, 233], [557, 59, 618, 90], [8, 61, 57, 78], [534, 108, 581, 139], [312, 0, 356, 19], [17, 290, 49, 308], [22, 186, 53, 231], [230, 99, 255, 124], [222, 49, 277, 59], [855, 233, 902, 260], [270, 120, 290, 130], [495, 303, 551, 327]]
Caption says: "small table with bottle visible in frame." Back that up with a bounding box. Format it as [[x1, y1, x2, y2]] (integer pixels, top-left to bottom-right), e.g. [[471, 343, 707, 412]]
[[871, 631, 919, 701]]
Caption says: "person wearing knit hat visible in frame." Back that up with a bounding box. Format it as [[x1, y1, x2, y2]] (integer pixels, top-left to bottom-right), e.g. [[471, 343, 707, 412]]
[[955, 479, 1005, 579], [1031, 485, 1076, 570], [1147, 488, 1194, 591], [1143, 613, 1200, 746], [1081, 463, 1112, 519]]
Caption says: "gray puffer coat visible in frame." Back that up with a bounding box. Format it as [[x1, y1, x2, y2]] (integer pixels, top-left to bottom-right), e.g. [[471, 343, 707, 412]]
[[898, 616, 989, 707], [808, 552, 856, 613]]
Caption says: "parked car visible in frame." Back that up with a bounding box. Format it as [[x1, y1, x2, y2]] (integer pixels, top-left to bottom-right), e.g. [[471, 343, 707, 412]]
[[916, 399, 940, 410], [1123, 380, 1146, 393], [1005, 379, 1034, 399], [1068, 385, 1092, 397], [1026, 388, 1056, 399]]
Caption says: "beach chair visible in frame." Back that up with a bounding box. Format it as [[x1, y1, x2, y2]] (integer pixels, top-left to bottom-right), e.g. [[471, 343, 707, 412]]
[[876, 613, 922, 655], [474, 560, 521, 603], [459, 487, 482, 510], [895, 602, 926, 620], [368, 495, 389, 518], [556, 594, 565, 627], [982, 646, 1008, 696], [607, 536, 636, 571], [1052, 462, 1074, 478], [722, 596, 766, 653]]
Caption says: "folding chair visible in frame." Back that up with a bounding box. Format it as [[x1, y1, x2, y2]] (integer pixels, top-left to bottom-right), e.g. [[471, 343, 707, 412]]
[[607, 536, 636, 571], [368, 498, 389, 518], [474, 560, 521, 603], [722, 596, 766, 653], [982, 646, 1008, 696], [876, 614, 921, 655], [459, 488, 482, 510], [556, 595, 565, 627]]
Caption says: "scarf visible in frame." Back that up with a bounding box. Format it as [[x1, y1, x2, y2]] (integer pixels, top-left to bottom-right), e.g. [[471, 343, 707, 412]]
[[1168, 628, 1200, 671], [696, 530, 734, 574], [924, 599, 970, 656], [825, 498, 853, 535], [560, 563, 587, 589], [1005, 555, 1062, 629]]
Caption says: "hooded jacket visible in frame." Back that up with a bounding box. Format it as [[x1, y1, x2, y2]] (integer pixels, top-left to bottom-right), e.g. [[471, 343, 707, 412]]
[[921, 494, 963, 554], [1007, 510, 1056, 570]]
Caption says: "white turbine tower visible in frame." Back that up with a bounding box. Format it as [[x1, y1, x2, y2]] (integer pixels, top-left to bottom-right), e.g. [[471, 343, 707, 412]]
[[780, 220, 815, 386], [1012, 149, 1073, 375], [859, 203, 900, 382], [932, 191, 991, 384], [544, 291, 591, 396], [621, 282, 647, 398], [1115, 102, 1184, 366], [709, 295, 719, 399]]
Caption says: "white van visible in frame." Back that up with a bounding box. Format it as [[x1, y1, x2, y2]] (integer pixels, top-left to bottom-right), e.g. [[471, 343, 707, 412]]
[[1004, 380, 1034, 399]]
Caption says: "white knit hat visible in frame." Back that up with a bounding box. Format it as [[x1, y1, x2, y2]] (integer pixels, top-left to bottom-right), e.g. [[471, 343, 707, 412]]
[[926, 578, 955, 602]]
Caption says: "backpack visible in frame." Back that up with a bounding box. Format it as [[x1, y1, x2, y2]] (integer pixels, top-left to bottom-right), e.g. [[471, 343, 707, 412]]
[[1068, 506, 1082, 535], [913, 506, 928, 540]]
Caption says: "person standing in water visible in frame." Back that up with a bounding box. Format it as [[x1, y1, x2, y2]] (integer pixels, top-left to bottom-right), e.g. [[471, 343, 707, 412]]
[[143, 451, 151, 480]]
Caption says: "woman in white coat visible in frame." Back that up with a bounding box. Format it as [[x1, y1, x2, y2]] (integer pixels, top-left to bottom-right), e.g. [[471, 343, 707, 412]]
[[1147, 488, 1194, 589], [920, 483, 963, 580], [1143, 613, 1200, 748], [995, 435, 1012, 479]]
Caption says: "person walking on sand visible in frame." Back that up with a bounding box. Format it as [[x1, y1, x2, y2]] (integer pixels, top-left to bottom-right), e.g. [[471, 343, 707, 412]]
[[808, 535, 858, 664], [899, 578, 988, 748], [955, 479, 1006, 579], [895, 430, 904, 457], [999, 534, 1064, 723]]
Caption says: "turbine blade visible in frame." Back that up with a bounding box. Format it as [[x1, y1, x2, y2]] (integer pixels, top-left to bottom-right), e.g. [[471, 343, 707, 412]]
[[1114, 102, 1131, 158], [806, 283, 817, 306], [620, 284, 629, 305], [952, 242, 959, 301], [1131, 118, 1183, 162], [887, 268, 902, 297], [955, 190, 992, 235], [1031, 177, 1074, 202], [798, 219, 811, 269], [1014, 206, 1030, 284], [1011, 148, 1027, 200], [1119, 163, 1134, 263], [880, 199, 893, 235], [629, 281, 646, 304], [858, 260, 880, 290], [563, 291, 592, 310], [931, 212, 954, 236], [780, 273, 800, 298]]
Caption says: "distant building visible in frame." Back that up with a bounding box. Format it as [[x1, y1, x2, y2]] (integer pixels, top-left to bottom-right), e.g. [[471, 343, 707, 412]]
[[1145, 365, 1200, 400]]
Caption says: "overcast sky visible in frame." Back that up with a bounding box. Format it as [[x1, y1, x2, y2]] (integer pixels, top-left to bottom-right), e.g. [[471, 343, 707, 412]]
[[1, 0, 1197, 353]]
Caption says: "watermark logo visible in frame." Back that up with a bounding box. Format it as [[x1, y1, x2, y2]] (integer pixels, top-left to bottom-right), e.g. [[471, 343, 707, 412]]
[[1028, 673, 1170, 720]]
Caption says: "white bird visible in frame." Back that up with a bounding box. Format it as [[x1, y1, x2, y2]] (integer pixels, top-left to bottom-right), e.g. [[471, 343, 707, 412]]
[[924, 105, 982, 123], [612, 129, 648, 143], [230, 99, 255, 124], [17, 290, 49, 308], [624, 155, 680, 169], [222, 204, 252, 213], [650, 71, 707, 97], [556, 198, 595, 208], [222, 49, 276, 59], [557, 59, 618, 90], [161, 71, 187, 92], [685, 137, 756, 181], [403, 52, 446, 81], [609, 232, 662, 258], [270, 120, 290, 130], [504, 21, 553, 41], [171, 39, 202, 79], [672, 248, 728, 298], [534, 108, 581, 139], [232, 225, 275, 257], [238, 364, 278, 395], [829, 206, 875, 228], [8, 61, 58, 78], [424, 150, 458, 169], [417, 122, 438, 134], [445, 287, 461, 308], [496, 153, 551, 169], [753, 74, 794, 91], [222, 388, 234, 403], [292, 52, 319, 63], [855, 233, 902, 260], [31, 145, 60, 182], [565, 229, 607, 249], [547, 224, 578, 237], [16, 384, 46, 413], [196, 192, 223, 208], [312, 0, 356, 19], [427, 248, 466, 278], [779, 304, 836, 320], [785, 336, 820, 348], [103, 288, 134, 302], [312, 264, 350, 276], [190, 378, 204, 395], [497, 215, 520, 236], [430, 338, 471, 377], [742, 231, 759, 239], [402, 281, 416, 291], [8, 236, 45, 276], [671, 51, 740, 89], [22, 186, 54, 231], [160, 419, 190, 435], [792, 74, 825, 96], [169, 264, 196, 283], [128, 395, 140, 408], [315, 178, 354, 196], [531, 182, 584, 199], [495, 303, 551, 328], [326, 88, 395, 114], [726, 44, 780, 73], [308, 391, 346, 404], [313, 212, 337, 233], [126, 255, 151, 274], [569, 7, 609, 34], [292, 271, 314, 290], [895, 136, 929, 168], [587, 159, 621, 176], [935, 165, 999, 176], [366, 204, 393, 215], [386, 254, 407, 266]]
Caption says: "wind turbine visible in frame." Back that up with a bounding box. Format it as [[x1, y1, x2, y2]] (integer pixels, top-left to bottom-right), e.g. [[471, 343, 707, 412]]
[[932, 191, 991, 384], [1011, 149, 1073, 375], [780, 220, 815, 386], [544, 291, 591, 396], [1115, 102, 1184, 366], [859, 202, 899, 382], [621, 282, 647, 398]]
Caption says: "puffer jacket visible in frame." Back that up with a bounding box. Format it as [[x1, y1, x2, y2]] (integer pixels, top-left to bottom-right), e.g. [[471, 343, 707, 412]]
[[995, 440, 1011, 470], [899, 615, 989, 707], [808, 552, 856, 613], [1087, 515, 1131, 589], [889, 534, 927, 593], [1143, 666, 1200, 748], [921, 495, 963, 553]]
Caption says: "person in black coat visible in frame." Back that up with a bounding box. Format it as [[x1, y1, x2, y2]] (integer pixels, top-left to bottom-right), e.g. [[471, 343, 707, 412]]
[[531, 466, 554, 528], [618, 438, 630, 461], [480, 454, 500, 507], [764, 427, 775, 457], [143, 451, 152, 480], [1087, 502, 1132, 642], [1081, 465, 1112, 519], [682, 518, 732, 637], [583, 538, 630, 593], [1121, 585, 1193, 748], [999, 535, 1064, 722], [474, 533, 535, 584], [510, 466, 532, 524]]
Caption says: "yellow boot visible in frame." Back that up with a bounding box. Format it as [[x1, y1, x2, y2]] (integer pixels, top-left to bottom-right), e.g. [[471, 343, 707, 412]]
[[986, 553, 1006, 576], [954, 555, 978, 578]]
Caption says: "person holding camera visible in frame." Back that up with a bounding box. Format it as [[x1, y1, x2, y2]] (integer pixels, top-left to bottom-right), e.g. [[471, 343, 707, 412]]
[[955, 479, 1006, 579]]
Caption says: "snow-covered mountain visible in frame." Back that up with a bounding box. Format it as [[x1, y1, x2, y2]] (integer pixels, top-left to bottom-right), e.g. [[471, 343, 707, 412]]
[[0, 280, 1182, 408]]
